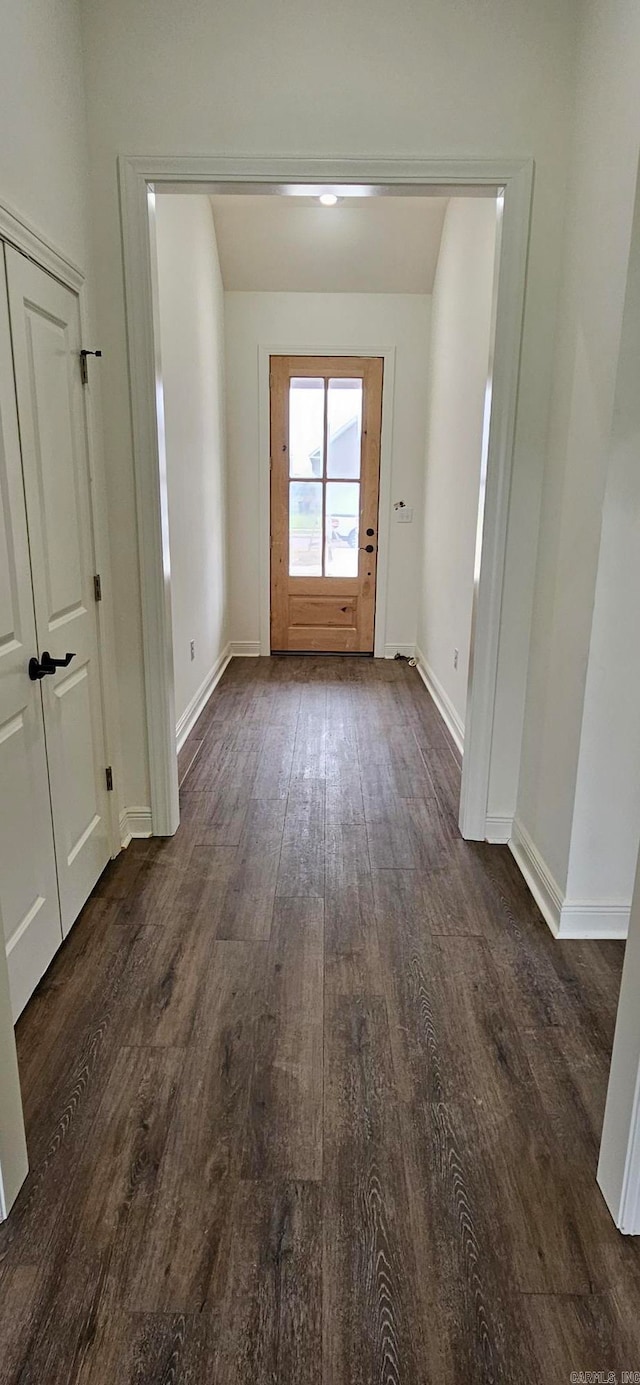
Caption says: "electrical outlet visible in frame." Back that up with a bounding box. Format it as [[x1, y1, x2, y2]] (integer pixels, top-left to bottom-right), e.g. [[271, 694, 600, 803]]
[[190, 640, 195, 662], [453, 648, 459, 670]]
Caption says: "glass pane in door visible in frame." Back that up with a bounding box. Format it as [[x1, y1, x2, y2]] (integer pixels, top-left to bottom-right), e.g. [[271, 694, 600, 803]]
[[289, 378, 325, 477], [325, 481, 360, 577], [327, 379, 363, 477], [289, 481, 322, 576]]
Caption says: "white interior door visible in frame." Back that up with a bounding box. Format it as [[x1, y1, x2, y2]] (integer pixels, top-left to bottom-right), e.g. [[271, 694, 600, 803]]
[[0, 249, 62, 1020], [5, 248, 110, 936]]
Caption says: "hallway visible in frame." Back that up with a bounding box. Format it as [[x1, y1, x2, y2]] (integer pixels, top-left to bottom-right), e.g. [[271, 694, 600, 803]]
[[0, 656, 638, 1382]]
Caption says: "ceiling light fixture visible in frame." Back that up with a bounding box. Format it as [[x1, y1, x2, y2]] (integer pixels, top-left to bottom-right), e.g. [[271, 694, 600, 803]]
[[319, 192, 338, 206]]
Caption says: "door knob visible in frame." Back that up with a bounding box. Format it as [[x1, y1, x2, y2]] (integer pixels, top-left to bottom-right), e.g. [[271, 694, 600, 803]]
[[29, 651, 76, 681], [359, 544, 376, 553]]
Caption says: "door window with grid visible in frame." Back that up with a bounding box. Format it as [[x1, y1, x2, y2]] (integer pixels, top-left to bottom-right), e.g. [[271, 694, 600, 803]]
[[288, 377, 363, 578]]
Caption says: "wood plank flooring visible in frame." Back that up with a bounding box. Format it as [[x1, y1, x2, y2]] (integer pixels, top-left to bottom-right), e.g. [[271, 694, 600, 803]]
[[2, 655, 639, 1383]]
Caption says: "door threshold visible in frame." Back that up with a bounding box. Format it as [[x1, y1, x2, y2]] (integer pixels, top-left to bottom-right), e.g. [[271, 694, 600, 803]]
[[270, 650, 375, 658]]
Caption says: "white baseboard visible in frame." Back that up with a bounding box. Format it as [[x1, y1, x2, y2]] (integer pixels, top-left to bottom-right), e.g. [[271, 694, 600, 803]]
[[383, 643, 416, 660], [119, 808, 153, 848], [176, 643, 232, 753], [509, 818, 629, 940], [230, 641, 261, 657], [414, 646, 465, 757], [556, 901, 629, 940], [509, 818, 563, 934], [485, 814, 513, 844]]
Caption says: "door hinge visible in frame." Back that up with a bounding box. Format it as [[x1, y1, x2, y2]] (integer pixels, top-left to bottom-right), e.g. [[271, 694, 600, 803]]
[[105, 766, 113, 792], [80, 348, 102, 385], [93, 573, 102, 602]]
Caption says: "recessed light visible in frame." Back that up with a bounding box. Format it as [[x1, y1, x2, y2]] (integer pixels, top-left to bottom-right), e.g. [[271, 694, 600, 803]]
[[319, 193, 338, 207]]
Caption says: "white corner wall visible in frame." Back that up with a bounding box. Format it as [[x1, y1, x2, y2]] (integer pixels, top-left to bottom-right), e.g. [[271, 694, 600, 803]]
[[416, 198, 497, 740], [516, 0, 640, 918], [224, 291, 431, 653], [155, 196, 228, 737], [564, 157, 640, 920]]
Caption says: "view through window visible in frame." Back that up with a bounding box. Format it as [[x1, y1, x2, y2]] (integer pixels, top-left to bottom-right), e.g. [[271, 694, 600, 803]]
[[289, 377, 363, 577]]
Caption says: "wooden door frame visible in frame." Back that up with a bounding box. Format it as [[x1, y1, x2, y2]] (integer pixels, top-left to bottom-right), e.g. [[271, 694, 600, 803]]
[[258, 344, 396, 658], [0, 196, 121, 1219], [119, 154, 533, 842]]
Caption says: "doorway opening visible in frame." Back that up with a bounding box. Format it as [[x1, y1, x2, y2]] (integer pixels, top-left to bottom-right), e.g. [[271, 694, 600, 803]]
[[270, 356, 383, 653], [119, 157, 533, 844]]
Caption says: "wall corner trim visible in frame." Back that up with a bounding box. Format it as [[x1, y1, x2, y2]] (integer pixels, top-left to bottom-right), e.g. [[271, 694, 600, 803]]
[[509, 819, 630, 940], [230, 641, 261, 657], [414, 646, 465, 756], [558, 901, 630, 940], [383, 643, 416, 661], [509, 819, 565, 934], [119, 808, 153, 847], [485, 815, 513, 844], [176, 644, 232, 752], [599, 1059, 640, 1235]]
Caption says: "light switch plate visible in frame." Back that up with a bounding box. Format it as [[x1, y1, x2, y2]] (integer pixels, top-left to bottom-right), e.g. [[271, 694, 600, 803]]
[[397, 507, 413, 523]]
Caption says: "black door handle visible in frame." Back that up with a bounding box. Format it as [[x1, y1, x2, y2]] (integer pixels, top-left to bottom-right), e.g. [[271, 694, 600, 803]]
[[29, 651, 76, 681], [359, 544, 375, 553]]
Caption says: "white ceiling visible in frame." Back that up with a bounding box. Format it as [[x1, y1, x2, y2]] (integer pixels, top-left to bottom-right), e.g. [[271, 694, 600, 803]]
[[209, 195, 449, 294]]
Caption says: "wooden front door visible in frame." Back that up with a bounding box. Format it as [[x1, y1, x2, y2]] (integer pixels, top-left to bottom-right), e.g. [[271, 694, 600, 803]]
[[270, 356, 383, 653]]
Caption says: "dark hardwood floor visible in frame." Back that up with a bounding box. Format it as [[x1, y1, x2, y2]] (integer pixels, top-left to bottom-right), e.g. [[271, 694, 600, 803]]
[[1, 655, 639, 1383]]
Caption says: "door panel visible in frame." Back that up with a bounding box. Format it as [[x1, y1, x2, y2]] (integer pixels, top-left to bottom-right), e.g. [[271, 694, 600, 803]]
[[289, 596, 357, 628], [0, 250, 62, 1019], [27, 310, 85, 623], [53, 663, 101, 866], [270, 356, 383, 653], [6, 248, 110, 935]]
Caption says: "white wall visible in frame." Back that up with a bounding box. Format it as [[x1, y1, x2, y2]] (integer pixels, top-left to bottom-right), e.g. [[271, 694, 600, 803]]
[[224, 291, 431, 652], [564, 159, 640, 911], [0, 0, 91, 266], [417, 199, 497, 735], [155, 196, 228, 731], [80, 0, 577, 813], [517, 0, 640, 901]]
